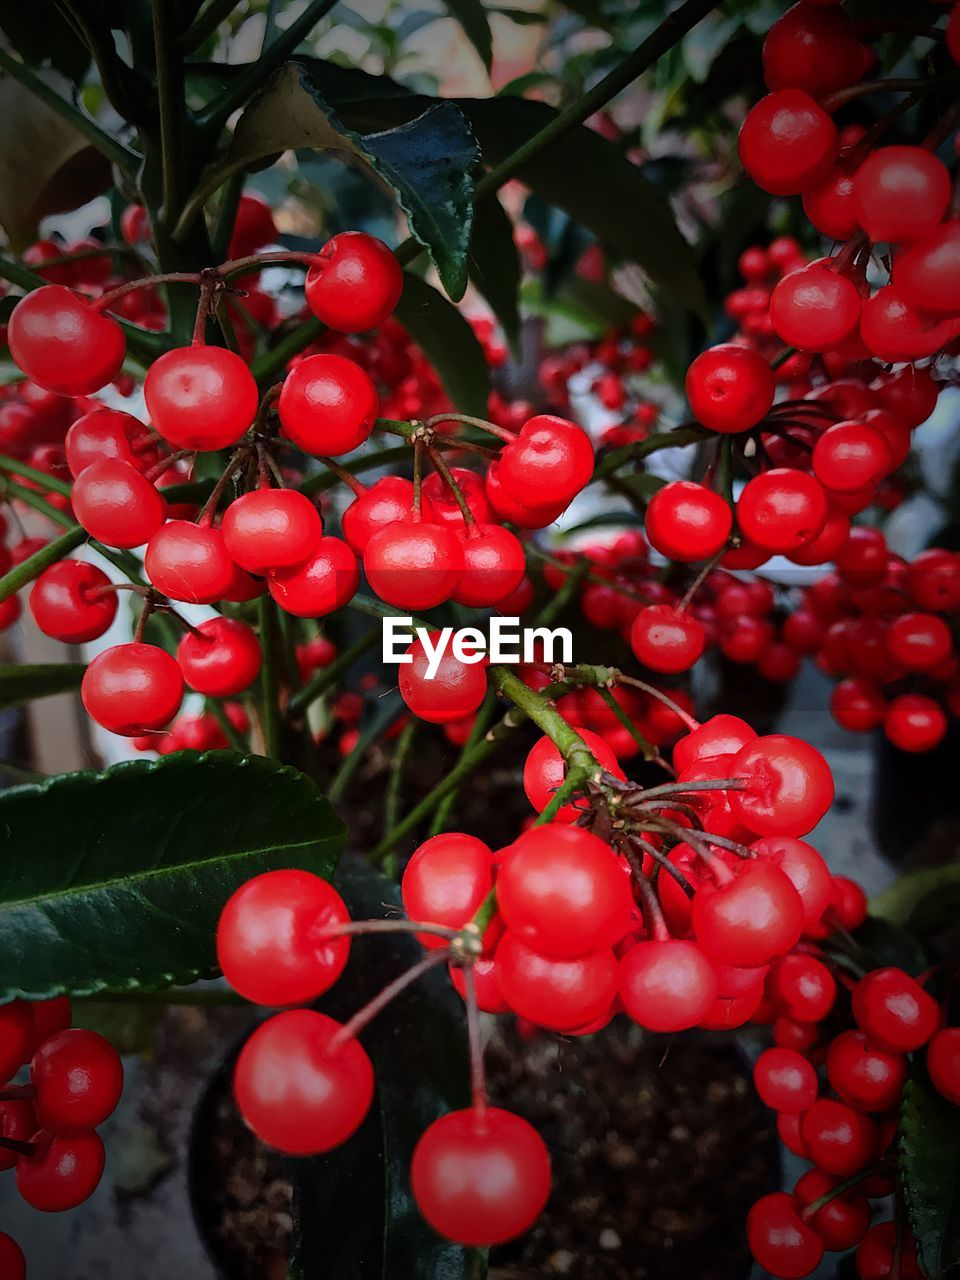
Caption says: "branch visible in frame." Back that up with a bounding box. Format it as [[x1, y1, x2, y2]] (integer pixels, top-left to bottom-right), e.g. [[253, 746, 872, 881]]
[[0, 526, 86, 604], [179, 0, 241, 52]]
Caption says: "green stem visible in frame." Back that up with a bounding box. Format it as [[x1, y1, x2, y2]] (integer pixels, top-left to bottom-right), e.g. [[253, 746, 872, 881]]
[[153, 0, 185, 224], [492, 666, 598, 773], [595, 685, 656, 762], [595, 425, 707, 479], [384, 719, 417, 840], [427, 689, 498, 838], [2, 483, 74, 531], [179, 0, 241, 50], [205, 699, 248, 753], [0, 525, 86, 604], [328, 695, 403, 806], [257, 595, 282, 759], [0, 455, 71, 498]]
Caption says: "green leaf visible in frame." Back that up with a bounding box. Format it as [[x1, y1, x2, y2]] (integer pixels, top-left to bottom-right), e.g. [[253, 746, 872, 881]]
[[190, 61, 480, 299], [440, 0, 493, 71], [846, 917, 928, 977], [468, 195, 521, 352], [0, 662, 85, 711], [0, 2, 92, 82], [871, 865, 960, 935], [900, 1065, 960, 1279], [0, 751, 344, 1002], [395, 272, 490, 417], [289, 859, 486, 1280]]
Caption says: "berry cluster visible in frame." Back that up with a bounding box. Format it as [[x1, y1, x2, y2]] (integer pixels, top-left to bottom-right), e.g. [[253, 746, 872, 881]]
[[0, 998, 123, 1269]]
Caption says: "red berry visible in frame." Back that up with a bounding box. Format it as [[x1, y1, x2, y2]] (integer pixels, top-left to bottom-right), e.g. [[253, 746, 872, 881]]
[[619, 939, 718, 1032], [485, 460, 566, 528], [449, 954, 509, 1013], [673, 714, 756, 773], [685, 344, 774, 432], [177, 617, 262, 697], [341, 476, 414, 555], [905, 547, 960, 611], [767, 952, 837, 1022], [65, 407, 156, 478], [793, 1168, 870, 1252], [363, 518, 463, 609], [693, 860, 805, 967], [893, 221, 960, 316], [886, 612, 952, 671], [752, 1047, 818, 1112], [267, 535, 360, 617], [737, 470, 828, 553], [884, 693, 947, 753], [738, 90, 837, 196], [145, 520, 236, 604], [398, 633, 488, 724], [771, 262, 863, 352], [826, 1030, 907, 1112], [497, 415, 594, 509], [801, 1098, 877, 1177], [218, 870, 350, 1006], [522, 728, 625, 823], [278, 353, 378, 456], [0, 1001, 35, 1083], [0, 1233, 25, 1280], [731, 733, 834, 836], [645, 480, 733, 563], [8, 286, 126, 395], [72, 458, 167, 549], [15, 1130, 103, 1213], [852, 967, 939, 1052], [144, 346, 258, 450], [453, 523, 526, 607], [422, 468, 493, 530], [802, 163, 860, 239], [305, 232, 403, 332], [630, 604, 705, 673], [747, 1191, 825, 1279], [496, 933, 618, 1032], [857, 1221, 923, 1280], [222, 489, 324, 574], [927, 1027, 960, 1105], [788, 506, 851, 566], [31, 998, 71, 1044], [81, 642, 183, 735], [31, 1029, 123, 1135], [854, 146, 951, 244], [233, 1010, 373, 1154], [401, 833, 495, 948], [813, 421, 891, 492], [29, 560, 118, 643], [763, 2, 868, 98], [411, 1106, 550, 1246], [752, 835, 832, 926], [228, 192, 277, 257], [831, 677, 885, 732]]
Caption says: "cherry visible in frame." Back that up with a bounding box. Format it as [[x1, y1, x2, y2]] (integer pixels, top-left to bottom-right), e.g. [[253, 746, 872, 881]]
[[884, 693, 947, 753], [777, 1109, 811, 1159], [398, 634, 488, 724], [826, 1030, 907, 1113], [145, 520, 236, 604], [218, 870, 350, 1006], [228, 192, 277, 257], [401, 833, 495, 948], [861, 285, 960, 362], [857, 1221, 923, 1280], [751, 835, 832, 926], [905, 547, 960, 612], [630, 604, 705, 673], [485, 459, 567, 528], [829, 876, 868, 931], [304, 232, 403, 332], [793, 1169, 870, 1252], [17, 1129, 105, 1211], [522, 728, 625, 823], [871, 367, 940, 429], [267, 535, 359, 617], [422, 468, 493, 529], [29, 560, 118, 643], [278, 353, 378, 456], [693, 860, 805, 967], [234, 1010, 372, 1154], [496, 932, 618, 1032], [738, 89, 837, 196], [788, 505, 851, 566], [177, 617, 262, 697], [0, 1098, 37, 1171], [747, 1191, 825, 1280], [296, 634, 337, 680], [802, 162, 860, 240], [771, 262, 862, 352], [341, 476, 415, 554], [363, 518, 463, 609], [31, 1029, 123, 1135], [645, 480, 733, 563], [767, 952, 837, 1021], [497, 414, 594, 509], [886, 612, 952, 671], [498, 824, 632, 959], [0, 1001, 35, 1083], [411, 1106, 551, 1247], [72, 458, 167, 548], [673, 715, 757, 773], [854, 146, 951, 244], [618, 939, 718, 1032], [812, 421, 891, 493], [685, 344, 774, 432], [927, 1027, 960, 1105], [31, 998, 72, 1044], [852, 967, 939, 1052], [835, 527, 888, 588], [893, 221, 960, 316], [677, 752, 750, 838], [737, 469, 827, 553], [730, 733, 834, 836], [762, 2, 868, 98], [144, 346, 259, 450], [8, 285, 126, 395], [0, 1233, 25, 1280], [449, 954, 509, 1013], [121, 202, 150, 245], [752, 1047, 818, 1112], [222, 489, 323, 574], [65, 407, 156, 478], [451, 523, 526, 608], [82, 643, 183, 736], [801, 1099, 877, 1178]]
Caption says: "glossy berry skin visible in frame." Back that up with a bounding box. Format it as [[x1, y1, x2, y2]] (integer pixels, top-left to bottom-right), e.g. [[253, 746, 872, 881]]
[[401, 833, 495, 948], [893, 221, 960, 315], [217, 870, 350, 1006], [9, 285, 126, 395], [685, 344, 774, 433], [267, 536, 359, 618], [927, 1028, 960, 1105], [813, 421, 891, 493], [234, 1010, 373, 1155], [496, 932, 618, 1032], [453, 524, 526, 608], [17, 1130, 105, 1211], [72, 459, 167, 549], [145, 521, 236, 605], [673, 715, 757, 773], [752, 1047, 818, 1113], [731, 734, 834, 837], [341, 476, 414, 555], [449, 955, 509, 1014], [398, 634, 488, 725], [793, 1169, 870, 1253], [0, 1001, 35, 1083], [0, 1233, 25, 1280], [30, 560, 117, 643], [497, 415, 594, 508], [747, 1192, 825, 1280], [305, 232, 403, 332], [363, 518, 463, 610], [852, 967, 939, 1053], [411, 1106, 551, 1247], [630, 604, 705, 673], [886, 612, 952, 671], [144, 346, 259, 450], [498, 824, 632, 959], [645, 481, 733, 563], [278, 353, 378, 456], [857, 1221, 923, 1280], [522, 729, 625, 824], [801, 1099, 876, 1178], [854, 146, 951, 244], [693, 861, 805, 967], [751, 836, 832, 926], [0, 1099, 36, 1171], [65, 407, 156, 478], [737, 470, 827, 553], [771, 264, 862, 353], [81, 643, 183, 736], [763, 2, 868, 98], [485, 460, 566, 528], [177, 617, 262, 697], [31, 998, 72, 1044], [738, 90, 837, 196], [422, 469, 493, 530], [31, 1029, 123, 1135], [618, 940, 718, 1032], [883, 693, 947, 753], [803, 163, 860, 240], [826, 1030, 907, 1113], [222, 489, 323, 574], [768, 953, 837, 1022]]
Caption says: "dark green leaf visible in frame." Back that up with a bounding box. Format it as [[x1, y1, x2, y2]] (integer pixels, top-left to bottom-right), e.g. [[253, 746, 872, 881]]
[[0, 662, 85, 711], [395, 272, 490, 416], [849, 917, 928, 977], [871, 865, 960, 934], [290, 859, 486, 1280], [0, 2, 92, 82], [900, 1065, 960, 1279], [440, 0, 493, 71], [468, 195, 521, 352], [0, 751, 344, 1001], [196, 61, 480, 299]]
